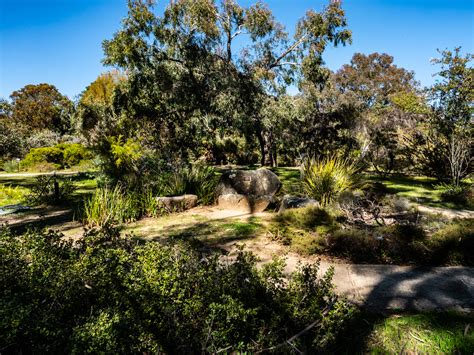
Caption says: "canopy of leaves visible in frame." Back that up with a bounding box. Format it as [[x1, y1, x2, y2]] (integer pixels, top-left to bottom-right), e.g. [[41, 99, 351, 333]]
[[9, 83, 74, 134]]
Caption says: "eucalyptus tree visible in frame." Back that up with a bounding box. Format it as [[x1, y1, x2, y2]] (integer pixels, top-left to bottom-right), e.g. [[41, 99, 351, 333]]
[[333, 52, 423, 175], [102, 0, 351, 165]]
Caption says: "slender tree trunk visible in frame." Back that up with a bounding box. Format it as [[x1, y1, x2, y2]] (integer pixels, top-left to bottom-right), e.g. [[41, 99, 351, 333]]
[[257, 130, 266, 166]]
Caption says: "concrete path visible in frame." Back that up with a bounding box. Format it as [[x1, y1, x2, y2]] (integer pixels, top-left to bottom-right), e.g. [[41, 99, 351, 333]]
[[315, 263, 474, 313]]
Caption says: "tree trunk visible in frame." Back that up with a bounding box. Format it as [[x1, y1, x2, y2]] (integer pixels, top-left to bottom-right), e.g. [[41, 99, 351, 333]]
[[257, 130, 266, 166]]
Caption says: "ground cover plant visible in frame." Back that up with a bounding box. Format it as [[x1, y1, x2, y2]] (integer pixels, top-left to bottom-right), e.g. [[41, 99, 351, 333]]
[[0, 225, 354, 354], [268, 205, 474, 266], [0, 185, 29, 206], [334, 311, 474, 354]]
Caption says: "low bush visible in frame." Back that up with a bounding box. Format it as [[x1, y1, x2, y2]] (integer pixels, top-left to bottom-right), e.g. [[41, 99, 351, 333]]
[[0, 226, 354, 353], [0, 185, 29, 206], [21, 143, 93, 171], [270, 206, 472, 266], [1, 159, 20, 173], [269, 206, 338, 254], [436, 183, 473, 208], [301, 155, 365, 207], [428, 219, 474, 266], [325, 224, 427, 264]]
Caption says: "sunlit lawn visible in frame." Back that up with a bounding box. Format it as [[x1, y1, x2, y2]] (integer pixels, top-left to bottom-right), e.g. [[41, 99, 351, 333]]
[[0, 172, 98, 206], [361, 312, 474, 354]]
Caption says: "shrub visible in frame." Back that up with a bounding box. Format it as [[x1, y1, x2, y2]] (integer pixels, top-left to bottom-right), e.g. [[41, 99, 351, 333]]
[[301, 156, 365, 207], [436, 183, 473, 207], [1, 159, 20, 173], [21, 143, 92, 171], [0, 185, 29, 205], [428, 219, 474, 266], [0, 226, 354, 353]]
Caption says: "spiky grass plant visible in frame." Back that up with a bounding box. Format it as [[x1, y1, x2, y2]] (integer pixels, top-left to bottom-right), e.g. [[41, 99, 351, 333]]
[[83, 185, 140, 227], [301, 155, 365, 207]]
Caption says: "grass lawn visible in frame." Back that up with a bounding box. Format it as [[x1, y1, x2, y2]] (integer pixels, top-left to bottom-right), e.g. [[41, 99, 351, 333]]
[[342, 312, 474, 354], [273, 167, 471, 210], [0, 171, 97, 206]]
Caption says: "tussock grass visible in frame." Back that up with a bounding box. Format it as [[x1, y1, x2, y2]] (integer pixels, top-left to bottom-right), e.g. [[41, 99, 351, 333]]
[[301, 156, 365, 207]]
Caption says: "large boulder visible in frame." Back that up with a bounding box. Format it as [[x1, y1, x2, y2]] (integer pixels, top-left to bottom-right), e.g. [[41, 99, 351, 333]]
[[216, 169, 281, 197], [278, 195, 319, 213], [218, 194, 273, 213], [216, 169, 281, 213], [156, 194, 198, 213]]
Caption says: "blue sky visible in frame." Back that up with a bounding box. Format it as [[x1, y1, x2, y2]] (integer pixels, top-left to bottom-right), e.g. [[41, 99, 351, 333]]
[[1, 0, 473, 100]]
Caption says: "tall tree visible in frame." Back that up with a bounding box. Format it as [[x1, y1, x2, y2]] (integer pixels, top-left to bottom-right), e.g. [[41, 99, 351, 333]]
[[102, 0, 351, 165], [334, 53, 423, 174], [9, 83, 74, 134]]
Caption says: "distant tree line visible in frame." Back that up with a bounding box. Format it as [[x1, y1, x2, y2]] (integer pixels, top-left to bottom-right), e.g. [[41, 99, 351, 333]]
[[0, 0, 472, 187]]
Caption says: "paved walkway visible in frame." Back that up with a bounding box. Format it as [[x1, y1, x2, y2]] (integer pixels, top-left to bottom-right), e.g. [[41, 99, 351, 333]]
[[316, 263, 474, 312]]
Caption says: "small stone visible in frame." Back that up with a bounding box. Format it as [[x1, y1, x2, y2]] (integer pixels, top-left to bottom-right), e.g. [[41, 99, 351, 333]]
[[278, 195, 319, 213]]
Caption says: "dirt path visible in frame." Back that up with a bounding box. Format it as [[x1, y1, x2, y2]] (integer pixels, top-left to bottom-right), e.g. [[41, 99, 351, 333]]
[[417, 205, 474, 219]]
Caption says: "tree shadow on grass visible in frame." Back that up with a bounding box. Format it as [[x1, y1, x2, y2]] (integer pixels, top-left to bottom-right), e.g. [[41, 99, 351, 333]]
[[141, 215, 263, 254], [331, 265, 474, 353]]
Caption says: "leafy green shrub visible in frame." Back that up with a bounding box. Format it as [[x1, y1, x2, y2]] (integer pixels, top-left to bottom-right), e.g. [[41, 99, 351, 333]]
[[0, 226, 354, 353], [436, 183, 473, 207], [21, 143, 92, 171], [301, 156, 365, 207]]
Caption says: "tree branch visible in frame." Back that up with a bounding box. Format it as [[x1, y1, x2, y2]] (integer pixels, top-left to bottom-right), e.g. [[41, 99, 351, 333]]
[[268, 34, 308, 69]]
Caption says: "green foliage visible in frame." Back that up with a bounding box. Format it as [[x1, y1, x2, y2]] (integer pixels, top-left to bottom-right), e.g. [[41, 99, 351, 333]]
[[83, 184, 164, 227], [21, 143, 92, 171], [100, 0, 351, 166], [269, 206, 338, 254], [1, 159, 20, 173], [157, 164, 219, 205], [301, 155, 365, 207], [0, 226, 353, 353], [429, 219, 474, 266], [83, 185, 141, 226], [437, 183, 473, 207], [323, 219, 473, 266], [367, 313, 474, 354], [0, 185, 29, 206], [9, 83, 74, 134]]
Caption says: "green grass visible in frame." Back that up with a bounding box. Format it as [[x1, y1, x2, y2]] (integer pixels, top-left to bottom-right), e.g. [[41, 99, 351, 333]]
[[125, 214, 264, 246], [370, 175, 471, 209], [274, 169, 471, 210], [365, 313, 474, 354]]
